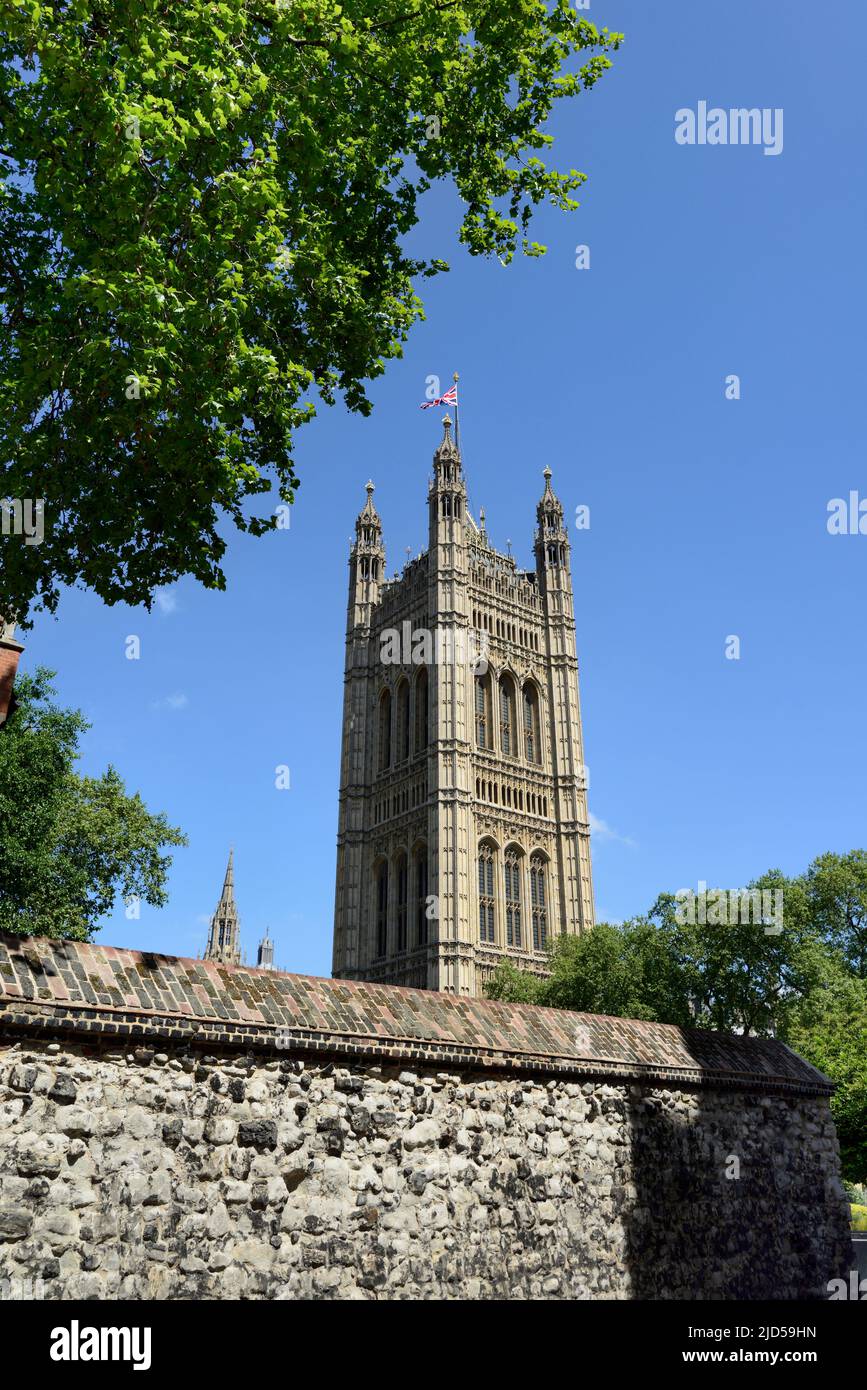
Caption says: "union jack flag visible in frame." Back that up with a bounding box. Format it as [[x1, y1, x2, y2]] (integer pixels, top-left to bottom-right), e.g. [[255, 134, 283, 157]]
[[420, 383, 457, 410]]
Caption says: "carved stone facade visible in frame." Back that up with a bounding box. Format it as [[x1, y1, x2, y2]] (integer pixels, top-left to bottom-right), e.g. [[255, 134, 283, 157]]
[[333, 417, 594, 997]]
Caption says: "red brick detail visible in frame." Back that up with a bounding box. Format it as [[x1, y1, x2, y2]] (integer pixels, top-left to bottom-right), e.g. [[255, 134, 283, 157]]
[[0, 642, 22, 725]]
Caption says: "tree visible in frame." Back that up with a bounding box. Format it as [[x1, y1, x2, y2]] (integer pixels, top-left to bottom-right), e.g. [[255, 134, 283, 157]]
[[483, 860, 867, 1181], [646, 875, 832, 1038], [0, 2, 623, 623], [486, 919, 693, 1022], [803, 850, 867, 978], [788, 964, 867, 1182], [485, 958, 545, 1005], [541, 919, 694, 1024], [0, 668, 186, 938], [485, 876, 834, 1038]]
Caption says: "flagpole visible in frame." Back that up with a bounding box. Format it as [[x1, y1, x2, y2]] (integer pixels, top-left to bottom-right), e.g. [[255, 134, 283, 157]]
[[453, 371, 460, 455]]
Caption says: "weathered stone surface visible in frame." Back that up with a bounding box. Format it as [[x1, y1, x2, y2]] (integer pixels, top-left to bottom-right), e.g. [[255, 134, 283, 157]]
[[238, 1121, 278, 1151], [9, 1065, 37, 1093], [0, 1032, 852, 1301], [0, 1206, 33, 1241], [403, 1119, 440, 1151], [48, 1075, 76, 1105], [14, 1136, 65, 1178]]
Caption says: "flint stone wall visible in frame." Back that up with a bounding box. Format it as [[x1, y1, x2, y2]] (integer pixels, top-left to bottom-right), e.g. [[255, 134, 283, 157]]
[[0, 934, 852, 1300]]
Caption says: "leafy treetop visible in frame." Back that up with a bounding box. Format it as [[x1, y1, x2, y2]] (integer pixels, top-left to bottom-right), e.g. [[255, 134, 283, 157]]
[[0, 0, 622, 623], [0, 667, 186, 939]]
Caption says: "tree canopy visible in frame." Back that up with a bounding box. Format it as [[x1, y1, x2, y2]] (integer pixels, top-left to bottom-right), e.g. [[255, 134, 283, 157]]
[[0, 667, 186, 938], [485, 851, 867, 1181], [0, 1, 622, 623], [788, 963, 867, 1181]]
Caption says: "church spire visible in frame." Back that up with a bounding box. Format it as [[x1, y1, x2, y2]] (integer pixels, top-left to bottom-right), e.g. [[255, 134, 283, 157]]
[[204, 848, 242, 966], [222, 846, 234, 896]]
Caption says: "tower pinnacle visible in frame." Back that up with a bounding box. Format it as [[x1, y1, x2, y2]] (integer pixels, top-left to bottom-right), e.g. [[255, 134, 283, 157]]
[[437, 414, 458, 455], [535, 462, 570, 587], [204, 849, 242, 966], [354, 480, 382, 540]]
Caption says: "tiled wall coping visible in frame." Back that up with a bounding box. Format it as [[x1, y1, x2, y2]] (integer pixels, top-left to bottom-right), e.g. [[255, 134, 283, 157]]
[[0, 933, 833, 1097]]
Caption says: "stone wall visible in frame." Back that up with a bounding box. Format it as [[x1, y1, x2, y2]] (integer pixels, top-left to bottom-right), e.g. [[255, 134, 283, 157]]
[[0, 934, 852, 1300]]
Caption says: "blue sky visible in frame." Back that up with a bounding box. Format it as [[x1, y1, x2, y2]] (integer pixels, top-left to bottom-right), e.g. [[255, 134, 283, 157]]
[[20, 0, 867, 973]]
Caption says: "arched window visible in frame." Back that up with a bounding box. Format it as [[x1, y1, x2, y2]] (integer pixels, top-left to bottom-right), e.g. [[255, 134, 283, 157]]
[[523, 685, 540, 765], [499, 676, 516, 756], [396, 854, 408, 952], [478, 843, 496, 944], [475, 673, 490, 749], [378, 690, 391, 771], [530, 855, 547, 951], [397, 679, 410, 763], [415, 849, 429, 946], [504, 847, 522, 948], [375, 861, 389, 957], [414, 668, 428, 752]]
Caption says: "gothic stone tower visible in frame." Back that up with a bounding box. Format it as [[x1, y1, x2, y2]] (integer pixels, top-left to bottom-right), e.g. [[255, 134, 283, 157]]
[[332, 417, 594, 998], [204, 849, 241, 966]]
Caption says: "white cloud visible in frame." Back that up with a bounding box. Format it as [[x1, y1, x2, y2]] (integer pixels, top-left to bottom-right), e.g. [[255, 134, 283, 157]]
[[152, 692, 189, 711], [589, 812, 636, 849], [154, 589, 178, 616]]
